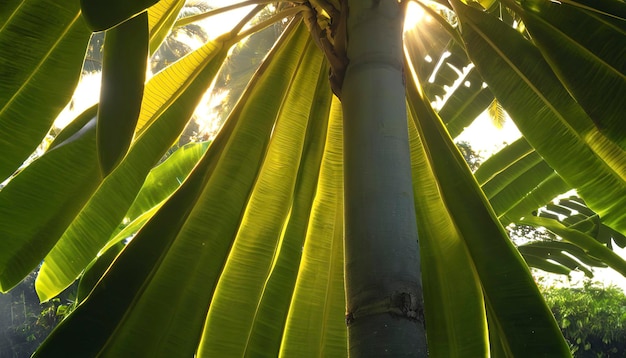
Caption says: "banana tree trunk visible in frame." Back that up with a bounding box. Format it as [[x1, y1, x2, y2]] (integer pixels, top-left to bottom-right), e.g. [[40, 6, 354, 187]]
[[342, 1, 428, 356]]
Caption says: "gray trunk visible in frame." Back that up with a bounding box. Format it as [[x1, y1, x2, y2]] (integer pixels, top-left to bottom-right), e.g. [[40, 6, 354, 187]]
[[341, 1, 427, 356]]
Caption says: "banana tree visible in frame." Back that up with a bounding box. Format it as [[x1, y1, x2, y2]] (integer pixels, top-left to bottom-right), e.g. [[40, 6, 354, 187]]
[[1, 0, 625, 356]]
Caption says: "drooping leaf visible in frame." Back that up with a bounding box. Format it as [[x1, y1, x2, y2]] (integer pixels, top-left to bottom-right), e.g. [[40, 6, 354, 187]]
[[408, 107, 489, 357], [197, 36, 326, 357], [97, 12, 149, 176], [405, 57, 570, 356], [404, 15, 494, 138], [124, 141, 210, 221], [34, 20, 314, 356], [518, 240, 606, 277], [474, 138, 572, 223], [242, 71, 333, 357], [520, 0, 626, 150], [279, 98, 347, 358], [536, 195, 626, 250], [453, 0, 626, 235], [80, 0, 159, 31], [521, 216, 626, 278], [75, 241, 125, 303], [474, 138, 622, 276], [148, 0, 187, 54], [0, 0, 91, 181], [440, 68, 494, 137], [36, 30, 231, 301], [0, 107, 101, 292]]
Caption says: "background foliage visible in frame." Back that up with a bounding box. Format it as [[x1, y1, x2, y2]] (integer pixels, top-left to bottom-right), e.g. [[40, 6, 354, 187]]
[[543, 282, 626, 358], [0, 273, 74, 358]]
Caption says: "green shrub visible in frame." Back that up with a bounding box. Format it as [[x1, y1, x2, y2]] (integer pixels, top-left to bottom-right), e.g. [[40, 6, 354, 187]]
[[0, 272, 75, 358], [542, 282, 626, 357]]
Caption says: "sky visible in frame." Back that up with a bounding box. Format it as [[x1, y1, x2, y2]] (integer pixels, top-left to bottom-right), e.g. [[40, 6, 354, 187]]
[[454, 110, 521, 158]]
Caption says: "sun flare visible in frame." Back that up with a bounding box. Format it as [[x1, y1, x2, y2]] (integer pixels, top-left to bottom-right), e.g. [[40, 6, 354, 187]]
[[404, 2, 427, 32]]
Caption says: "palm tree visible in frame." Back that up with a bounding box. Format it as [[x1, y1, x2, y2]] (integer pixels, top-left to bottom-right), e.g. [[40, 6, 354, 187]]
[[0, 0, 624, 356]]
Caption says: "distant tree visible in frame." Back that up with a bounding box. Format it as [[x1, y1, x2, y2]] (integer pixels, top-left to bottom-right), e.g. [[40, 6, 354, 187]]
[[456, 140, 482, 171], [542, 282, 626, 357]]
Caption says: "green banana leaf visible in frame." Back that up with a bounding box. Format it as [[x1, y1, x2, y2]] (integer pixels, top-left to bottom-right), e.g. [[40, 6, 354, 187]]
[[0, 0, 200, 293], [408, 108, 489, 357], [520, 241, 601, 276], [97, 12, 149, 175], [124, 141, 210, 221], [278, 98, 346, 358], [0, 0, 91, 181], [35, 30, 230, 301], [196, 34, 326, 357], [520, 216, 626, 277], [148, 0, 187, 55], [539, 196, 626, 248], [35, 20, 327, 356], [405, 19, 494, 138], [0, 107, 100, 292], [80, 0, 159, 31], [519, 0, 626, 150], [40, 142, 208, 302], [475, 138, 626, 276], [472, 138, 570, 224], [405, 57, 570, 355], [453, 0, 626, 235], [405, 4, 624, 278]]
